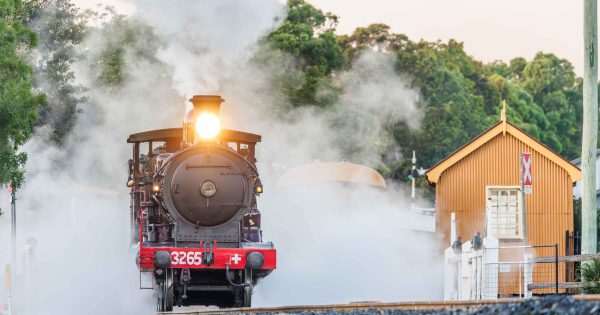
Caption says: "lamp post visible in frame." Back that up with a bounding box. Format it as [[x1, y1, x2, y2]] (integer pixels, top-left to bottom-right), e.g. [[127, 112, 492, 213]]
[[407, 151, 426, 210]]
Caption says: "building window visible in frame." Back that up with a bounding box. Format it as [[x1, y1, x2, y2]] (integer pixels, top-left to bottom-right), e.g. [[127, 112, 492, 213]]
[[487, 187, 522, 239]]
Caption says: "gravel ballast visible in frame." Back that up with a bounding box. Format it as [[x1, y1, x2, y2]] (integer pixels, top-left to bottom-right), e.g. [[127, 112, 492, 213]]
[[245, 296, 600, 315]]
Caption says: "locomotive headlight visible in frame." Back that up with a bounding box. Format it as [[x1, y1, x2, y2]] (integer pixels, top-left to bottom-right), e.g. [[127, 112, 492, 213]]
[[254, 178, 263, 194], [152, 184, 160, 193], [195, 112, 222, 140], [200, 180, 217, 197]]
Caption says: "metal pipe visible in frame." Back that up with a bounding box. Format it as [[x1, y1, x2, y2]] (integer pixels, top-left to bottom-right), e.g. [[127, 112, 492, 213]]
[[565, 231, 570, 284], [555, 243, 559, 294]]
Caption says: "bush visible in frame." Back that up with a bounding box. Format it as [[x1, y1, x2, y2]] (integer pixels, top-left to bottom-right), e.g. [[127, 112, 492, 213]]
[[580, 259, 600, 294]]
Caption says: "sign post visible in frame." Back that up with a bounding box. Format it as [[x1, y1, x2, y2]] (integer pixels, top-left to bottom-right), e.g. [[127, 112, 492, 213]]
[[5, 264, 11, 315], [520, 153, 532, 245], [8, 183, 16, 315]]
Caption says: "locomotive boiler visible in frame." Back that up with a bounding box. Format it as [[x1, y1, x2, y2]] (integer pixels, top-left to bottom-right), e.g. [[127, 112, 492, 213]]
[[127, 95, 276, 311]]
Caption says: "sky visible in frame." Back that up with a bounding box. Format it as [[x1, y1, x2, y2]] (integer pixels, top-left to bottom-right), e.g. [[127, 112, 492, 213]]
[[72, 0, 586, 75], [310, 0, 585, 75]]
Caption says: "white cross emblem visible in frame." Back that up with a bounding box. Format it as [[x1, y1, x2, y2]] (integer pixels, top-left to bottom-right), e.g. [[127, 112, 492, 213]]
[[522, 155, 532, 185], [231, 254, 241, 264]]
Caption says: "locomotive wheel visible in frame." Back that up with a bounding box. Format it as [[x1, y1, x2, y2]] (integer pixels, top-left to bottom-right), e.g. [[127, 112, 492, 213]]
[[242, 268, 252, 307], [156, 271, 174, 312], [233, 285, 252, 308], [242, 285, 252, 307], [156, 284, 174, 311], [157, 285, 174, 312]]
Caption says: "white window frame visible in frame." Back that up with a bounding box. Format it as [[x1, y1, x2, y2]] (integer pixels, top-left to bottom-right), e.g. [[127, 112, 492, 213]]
[[485, 185, 523, 239]]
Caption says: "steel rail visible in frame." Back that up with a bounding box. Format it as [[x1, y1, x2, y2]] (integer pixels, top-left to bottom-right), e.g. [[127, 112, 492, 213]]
[[158, 295, 600, 314]]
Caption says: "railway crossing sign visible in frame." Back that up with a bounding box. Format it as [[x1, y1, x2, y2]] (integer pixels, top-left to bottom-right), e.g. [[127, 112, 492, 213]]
[[521, 152, 532, 195]]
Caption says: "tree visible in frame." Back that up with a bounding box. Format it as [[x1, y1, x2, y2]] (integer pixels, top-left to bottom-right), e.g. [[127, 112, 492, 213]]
[[262, 2, 586, 199], [264, 0, 344, 107], [21, 0, 87, 145], [393, 39, 491, 172], [338, 23, 408, 63], [485, 53, 582, 159], [0, 0, 46, 193], [85, 8, 162, 87]]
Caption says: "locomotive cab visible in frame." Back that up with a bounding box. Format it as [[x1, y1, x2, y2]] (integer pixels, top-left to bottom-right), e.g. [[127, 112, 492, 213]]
[[127, 95, 276, 310]]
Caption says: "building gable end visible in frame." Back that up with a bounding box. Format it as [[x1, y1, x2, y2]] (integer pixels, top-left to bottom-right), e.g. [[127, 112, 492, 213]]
[[426, 122, 581, 184]]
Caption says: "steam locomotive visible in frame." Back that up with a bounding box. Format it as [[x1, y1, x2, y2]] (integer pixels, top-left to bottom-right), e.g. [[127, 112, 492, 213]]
[[127, 95, 276, 311]]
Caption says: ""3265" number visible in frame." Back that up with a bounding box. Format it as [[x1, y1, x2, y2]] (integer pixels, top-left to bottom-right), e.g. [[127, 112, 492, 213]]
[[170, 251, 202, 266]]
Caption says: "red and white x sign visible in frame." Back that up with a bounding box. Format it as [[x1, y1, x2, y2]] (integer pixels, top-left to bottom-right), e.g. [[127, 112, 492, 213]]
[[521, 153, 532, 186]]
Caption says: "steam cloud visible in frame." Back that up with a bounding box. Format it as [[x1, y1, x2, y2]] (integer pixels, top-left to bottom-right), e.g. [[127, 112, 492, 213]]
[[0, 0, 441, 313]]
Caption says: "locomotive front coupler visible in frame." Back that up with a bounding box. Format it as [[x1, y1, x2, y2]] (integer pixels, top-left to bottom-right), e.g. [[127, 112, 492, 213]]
[[200, 240, 216, 266]]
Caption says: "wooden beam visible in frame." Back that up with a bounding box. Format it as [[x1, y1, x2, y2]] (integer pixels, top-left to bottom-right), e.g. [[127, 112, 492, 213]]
[[528, 253, 600, 263], [528, 282, 598, 290]]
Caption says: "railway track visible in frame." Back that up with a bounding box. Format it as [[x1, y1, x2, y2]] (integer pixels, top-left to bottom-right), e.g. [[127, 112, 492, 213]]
[[158, 295, 600, 314]]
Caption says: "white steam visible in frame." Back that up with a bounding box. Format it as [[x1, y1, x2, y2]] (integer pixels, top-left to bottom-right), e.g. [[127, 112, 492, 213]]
[[0, 0, 441, 313], [0, 9, 184, 315], [130, 0, 286, 97], [233, 52, 440, 305], [256, 186, 440, 305]]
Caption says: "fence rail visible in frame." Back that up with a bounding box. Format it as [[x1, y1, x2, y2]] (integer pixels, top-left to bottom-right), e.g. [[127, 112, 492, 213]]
[[530, 253, 600, 263], [482, 243, 558, 297], [528, 281, 597, 290]]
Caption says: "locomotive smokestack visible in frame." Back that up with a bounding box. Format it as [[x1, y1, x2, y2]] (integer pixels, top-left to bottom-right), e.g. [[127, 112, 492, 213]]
[[183, 95, 225, 145], [189, 95, 224, 115]]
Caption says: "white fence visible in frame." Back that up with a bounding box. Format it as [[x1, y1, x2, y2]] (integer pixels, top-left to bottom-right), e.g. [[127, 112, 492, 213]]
[[443, 237, 559, 300], [444, 237, 499, 300]]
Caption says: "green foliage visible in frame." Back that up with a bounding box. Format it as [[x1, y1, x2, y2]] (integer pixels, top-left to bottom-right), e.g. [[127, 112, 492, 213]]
[[0, 0, 589, 205], [23, 0, 87, 145], [265, 0, 344, 107], [391, 42, 581, 173], [87, 8, 162, 87], [581, 259, 600, 294], [391, 39, 493, 176], [490, 53, 583, 159], [0, 0, 46, 190], [338, 23, 408, 63], [264, 3, 585, 194]]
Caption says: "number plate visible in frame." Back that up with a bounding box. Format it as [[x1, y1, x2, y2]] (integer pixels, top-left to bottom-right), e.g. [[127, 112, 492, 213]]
[[170, 251, 203, 266]]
